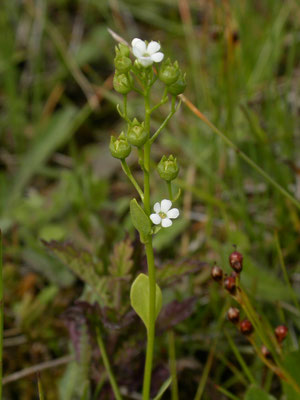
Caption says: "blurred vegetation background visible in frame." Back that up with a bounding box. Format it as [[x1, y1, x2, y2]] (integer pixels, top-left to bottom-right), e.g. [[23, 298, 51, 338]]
[[1, 0, 300, 398]]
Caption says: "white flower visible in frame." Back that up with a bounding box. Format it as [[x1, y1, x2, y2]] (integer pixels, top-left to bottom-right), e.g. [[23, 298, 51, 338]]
[[150, 199, 179, 228], [131, 38, 164, 67]]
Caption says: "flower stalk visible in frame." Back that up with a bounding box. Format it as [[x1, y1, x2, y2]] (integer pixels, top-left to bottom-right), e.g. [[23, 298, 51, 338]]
[[109, 38, 184, 400]]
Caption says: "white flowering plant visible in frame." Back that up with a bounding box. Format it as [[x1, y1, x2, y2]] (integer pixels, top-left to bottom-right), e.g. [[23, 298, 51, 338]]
[[107, 37, 186, 400]]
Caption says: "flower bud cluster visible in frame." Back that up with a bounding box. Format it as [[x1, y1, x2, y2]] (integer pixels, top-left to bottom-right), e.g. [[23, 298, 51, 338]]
[[114, 44, 132, 73], [158, 58, 186, 95], [113, 44, 133, 95]]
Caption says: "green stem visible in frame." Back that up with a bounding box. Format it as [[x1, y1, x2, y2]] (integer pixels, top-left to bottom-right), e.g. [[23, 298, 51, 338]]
[[225, 330, 256, 385], [121, 160, 144, 202], [150, 97, 179, 144], [142, 239, 156, 400], [143, 90, 151, 214], [96, 326, 122, 400], [150, 88, 168, 113], [0, 231, 2, 400], [123, 95, 128, 120], [215, 386, 240, 400], [167, 182, 173, 201], [168, 330, 179, 400], [37, 374, 45, 400]]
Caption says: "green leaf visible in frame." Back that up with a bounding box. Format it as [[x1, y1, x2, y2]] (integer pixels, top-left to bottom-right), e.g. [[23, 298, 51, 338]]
[[282, 350, 300, 399], [244, 385, 276, 400], [130, 273, 162, 329], [42, 240, 108, 301], [130, 199, 151, 243], [109, 237, 133, 277], [153, 376, 172, 400]]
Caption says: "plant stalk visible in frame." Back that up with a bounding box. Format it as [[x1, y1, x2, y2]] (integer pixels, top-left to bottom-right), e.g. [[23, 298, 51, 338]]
[[142, 239, 156, 400], [96, 326, 122, 400], [168, 330, 179, 400], [0, 231, 2, 400]]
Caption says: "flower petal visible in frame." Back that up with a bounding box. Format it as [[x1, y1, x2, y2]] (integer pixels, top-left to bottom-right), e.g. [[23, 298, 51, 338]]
[[132, 38, 146, 50], [147, 41, 160, 55], [162, 218, 172, 228], [167, 208, 179, 219], [161, 199, 172, 213], [151, 52, 164, 63], [138, 56, 153, 67], [150, 213, 161, 225], [132, 39, 147, 58], [154, 202, 161, 213]]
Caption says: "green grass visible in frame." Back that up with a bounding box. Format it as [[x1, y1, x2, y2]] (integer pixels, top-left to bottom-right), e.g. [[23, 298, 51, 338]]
[[1, 0, 300, 398]]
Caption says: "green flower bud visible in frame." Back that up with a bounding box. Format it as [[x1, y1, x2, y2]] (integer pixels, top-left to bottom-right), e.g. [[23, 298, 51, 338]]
[[113, 72, 133, 95], [114, 54, 132, 73], [158, 59, 179, 85], [109, 132, 131, 159], [167, 71, 187, 96], [116, 43, 130, 57], [127, 118, 148, 147], [157, 155, 179, 181]]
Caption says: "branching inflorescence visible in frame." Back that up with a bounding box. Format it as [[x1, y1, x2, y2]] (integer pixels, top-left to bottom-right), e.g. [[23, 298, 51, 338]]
[[212, 249, 300, 395], [109, 38, 186, 400]]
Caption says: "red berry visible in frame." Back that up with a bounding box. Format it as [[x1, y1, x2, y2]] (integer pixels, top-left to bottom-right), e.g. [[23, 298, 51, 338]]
[[227, 307, 240, 324], [275, 325, 288, 343], [240, 319, 253, 335], [224, 275, 236, 294], [229, 251, 243, 273], [211, 266, 223, 282]]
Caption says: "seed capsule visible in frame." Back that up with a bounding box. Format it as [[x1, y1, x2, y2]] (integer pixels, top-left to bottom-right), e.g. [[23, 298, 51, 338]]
[[224, 275, 236, 294], [275, 325, 288, 343], [109, 132, 131, 159], [127, 118, 148, 147], [227, 307, 240, 324], [157, 155, 179, 182], [229, 250, 243, 273], [240, 319, 253, 335], [211, 266, 223, 282], [167, 71, 187, 96]]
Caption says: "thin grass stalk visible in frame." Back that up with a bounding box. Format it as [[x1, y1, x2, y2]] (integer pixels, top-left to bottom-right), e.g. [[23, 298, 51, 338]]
[[96, 327, 122, 400], [179, 94, 300, 211], [168, 330, 179, 400], [0, 231, 2, 400]]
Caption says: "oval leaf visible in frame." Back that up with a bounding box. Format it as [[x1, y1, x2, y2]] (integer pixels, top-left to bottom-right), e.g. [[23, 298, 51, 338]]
[[245, 385, 276, 400], [130, 273, 162, 329], [130, 199, 151, 243]]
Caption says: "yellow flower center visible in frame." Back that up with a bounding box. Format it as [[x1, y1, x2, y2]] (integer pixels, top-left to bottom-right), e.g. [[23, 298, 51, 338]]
[[159, 211, 167, 219]]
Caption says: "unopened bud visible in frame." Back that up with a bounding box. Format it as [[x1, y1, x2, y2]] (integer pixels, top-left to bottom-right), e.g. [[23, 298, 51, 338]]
[[240, 319, 253, 335], [211, 266, 223, 282], [159, 59, 180, 85], [127, 118, 148, 147], [114, 55, 132, 73], [261, 345, 271, 359], [224, 275, 236, 294], [227, 307, 240, 324], [275, 325, 288, 343], [113, 72, 133, 95], [109, 132, 131, 159], [157, 155, 179, 182], [229, 250, 243, 273], [167, 71, 187, 96], [115, 43, 130, 57]]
